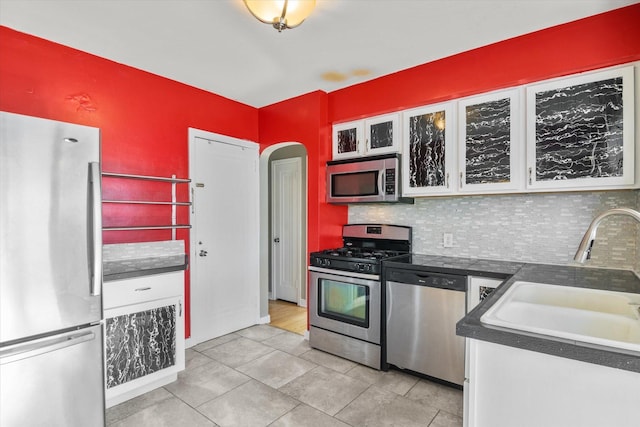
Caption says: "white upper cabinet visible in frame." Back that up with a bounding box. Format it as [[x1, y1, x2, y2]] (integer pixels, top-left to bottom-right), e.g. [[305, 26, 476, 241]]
[[332, 113, 400, 159], [457, 88, 523, 194], [339, 63, 637, 197], [332, 120, 364, 159], [526, 65, 635, 191], [364, 113, 401, 156], [402, 102, 456, 196]]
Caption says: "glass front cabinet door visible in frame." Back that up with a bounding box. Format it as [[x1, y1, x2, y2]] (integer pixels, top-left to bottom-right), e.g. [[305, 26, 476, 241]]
[[333, 114, 400, 160], [364, 113, 401, 157], [402, 102, 456, 196], [526, 66, 635, 191], [333, 120, 364, 160], [457, 88, 523, 194]]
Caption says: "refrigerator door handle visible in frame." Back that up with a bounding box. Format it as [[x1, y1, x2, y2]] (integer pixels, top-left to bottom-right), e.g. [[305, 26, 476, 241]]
[[89, 162, 103, 296], [0, 330, 96, 365]]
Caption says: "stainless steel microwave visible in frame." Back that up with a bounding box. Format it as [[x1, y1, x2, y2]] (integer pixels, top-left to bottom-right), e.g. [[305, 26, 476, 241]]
[[326, 154, 413, 204]]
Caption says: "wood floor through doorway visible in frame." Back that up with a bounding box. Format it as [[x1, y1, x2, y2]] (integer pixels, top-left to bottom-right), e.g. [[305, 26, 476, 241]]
[[268, 299, 307, 335]]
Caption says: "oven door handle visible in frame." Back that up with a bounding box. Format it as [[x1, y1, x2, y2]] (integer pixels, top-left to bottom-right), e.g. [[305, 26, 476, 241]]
[[308, 266, 379, 281]]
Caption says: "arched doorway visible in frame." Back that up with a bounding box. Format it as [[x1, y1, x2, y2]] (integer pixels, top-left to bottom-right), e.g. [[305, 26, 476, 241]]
[[259, 143, 308, 334]]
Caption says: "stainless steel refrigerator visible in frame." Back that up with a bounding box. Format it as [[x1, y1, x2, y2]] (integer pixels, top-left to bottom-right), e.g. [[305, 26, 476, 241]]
[[0, 111, 105, 426]]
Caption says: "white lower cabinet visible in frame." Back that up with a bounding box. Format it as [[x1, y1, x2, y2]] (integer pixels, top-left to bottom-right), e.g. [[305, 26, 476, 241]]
[[103, 271, 185, 407], [465, 339, 640, 427], [464, 277, 503, 427]]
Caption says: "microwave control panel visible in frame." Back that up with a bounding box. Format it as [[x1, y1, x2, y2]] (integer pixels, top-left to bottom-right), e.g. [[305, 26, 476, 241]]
[[385, 168, 396, 195]]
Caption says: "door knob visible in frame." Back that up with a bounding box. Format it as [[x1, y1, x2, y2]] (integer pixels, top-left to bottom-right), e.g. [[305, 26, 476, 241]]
[[199, 250, 208, 257], [274, 238, 280, 243]]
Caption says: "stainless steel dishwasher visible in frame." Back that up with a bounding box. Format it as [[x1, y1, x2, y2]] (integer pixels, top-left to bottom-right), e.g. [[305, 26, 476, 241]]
[[385, 268, 466, 385]]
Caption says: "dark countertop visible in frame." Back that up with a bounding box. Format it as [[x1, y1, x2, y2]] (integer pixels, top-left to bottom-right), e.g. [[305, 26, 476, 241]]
[[384, 254, 523, 278], [103, 254, 188, 282], [384, 254, 640, 373]]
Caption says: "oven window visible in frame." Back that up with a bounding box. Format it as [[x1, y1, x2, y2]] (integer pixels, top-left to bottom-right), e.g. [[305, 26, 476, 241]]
[[332, 171, 379, 197], [318, 278, 369, 328]]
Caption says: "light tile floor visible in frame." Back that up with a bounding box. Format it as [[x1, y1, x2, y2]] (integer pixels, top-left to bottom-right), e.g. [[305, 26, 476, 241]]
[[106, 325, 463, 427]]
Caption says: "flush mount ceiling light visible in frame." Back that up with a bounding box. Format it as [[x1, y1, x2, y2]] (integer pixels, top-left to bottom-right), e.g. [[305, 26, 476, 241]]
[[243, 0, 316, 32]]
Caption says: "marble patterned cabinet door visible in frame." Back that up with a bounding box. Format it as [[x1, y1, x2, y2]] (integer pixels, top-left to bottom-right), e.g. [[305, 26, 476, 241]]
[[402, 102, 456, 195], [105, 304, 177, 388], [458, 88, 523, 193], [104, 290, 185, 408], [526, 66, 635, 190], [364, 113, 401, 156], [332, 120, 364, 160]]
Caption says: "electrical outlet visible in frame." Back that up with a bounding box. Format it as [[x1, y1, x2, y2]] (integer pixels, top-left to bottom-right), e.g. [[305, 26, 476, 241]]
[[443, 232, 454, 248]]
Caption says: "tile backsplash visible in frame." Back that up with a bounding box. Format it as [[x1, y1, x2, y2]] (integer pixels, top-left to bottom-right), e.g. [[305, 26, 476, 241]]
[[349, 190, 640, 272], [103, 240, 185, 261]]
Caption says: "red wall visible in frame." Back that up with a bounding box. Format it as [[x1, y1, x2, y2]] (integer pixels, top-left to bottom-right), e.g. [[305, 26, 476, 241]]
[[258, 91, 347, 255], [0, 26, 259, 337], [329, 3, 640, 123]]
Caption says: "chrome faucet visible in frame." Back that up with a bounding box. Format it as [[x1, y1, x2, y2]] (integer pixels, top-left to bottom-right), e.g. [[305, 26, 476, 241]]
[[574, 208, 640, 263]]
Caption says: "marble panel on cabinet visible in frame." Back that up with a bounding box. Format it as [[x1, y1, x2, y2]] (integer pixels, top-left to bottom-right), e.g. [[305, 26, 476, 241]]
[[534, 76, 624, 181], [407, 110, 447, 188], [105, 305, 177, 388], [337, 128, 358, 155], [479, 286, 495, 302], [369, 121, 394, 150], [464, 97, 511, 184]]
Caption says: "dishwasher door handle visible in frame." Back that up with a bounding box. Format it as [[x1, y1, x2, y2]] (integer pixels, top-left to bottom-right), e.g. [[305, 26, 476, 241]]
[[388, 270, 466, 291]]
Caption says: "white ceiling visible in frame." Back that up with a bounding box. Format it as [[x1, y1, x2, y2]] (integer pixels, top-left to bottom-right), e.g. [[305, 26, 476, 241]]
[[1, 0, 637, 108]]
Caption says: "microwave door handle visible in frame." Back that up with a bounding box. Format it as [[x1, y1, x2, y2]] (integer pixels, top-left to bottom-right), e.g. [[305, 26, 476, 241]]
[[378, 170, 385, 200]]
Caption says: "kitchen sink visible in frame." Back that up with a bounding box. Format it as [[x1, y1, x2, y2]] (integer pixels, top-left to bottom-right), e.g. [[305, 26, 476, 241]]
[[480, 281, 640, 354]]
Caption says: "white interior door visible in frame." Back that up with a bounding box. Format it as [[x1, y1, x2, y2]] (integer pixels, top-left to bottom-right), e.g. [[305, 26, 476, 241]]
[[189, 131, 259, 346], [271, 158, 302, 304]]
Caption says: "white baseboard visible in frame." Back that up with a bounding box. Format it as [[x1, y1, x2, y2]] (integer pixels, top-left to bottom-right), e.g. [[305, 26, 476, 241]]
[[258, 315, 271, 324]]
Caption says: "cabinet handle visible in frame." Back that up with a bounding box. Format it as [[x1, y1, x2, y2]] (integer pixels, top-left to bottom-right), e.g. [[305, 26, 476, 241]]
[[179, 301, 182, 317], [446, 172, 450, 189], [528, 167, 532, 185], [134, 287, 151, 292], [459, 172, 463, 189], [191, 187, 195, 214]]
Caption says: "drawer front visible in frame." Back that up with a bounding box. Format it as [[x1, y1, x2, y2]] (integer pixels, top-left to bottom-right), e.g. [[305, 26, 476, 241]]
[[103, 271, 183, 309]]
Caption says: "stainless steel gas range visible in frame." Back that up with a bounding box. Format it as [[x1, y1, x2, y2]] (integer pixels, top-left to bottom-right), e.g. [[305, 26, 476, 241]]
[[308, 224, 411, 369]]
